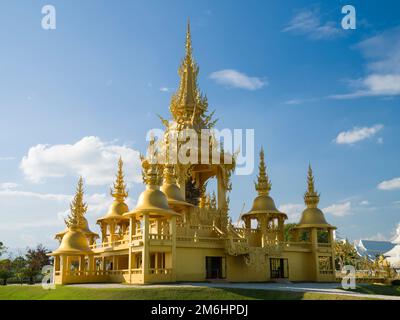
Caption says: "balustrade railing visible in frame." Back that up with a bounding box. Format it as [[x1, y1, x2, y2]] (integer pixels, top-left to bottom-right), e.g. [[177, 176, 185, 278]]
[[62, 269, 132, 277], [149, 234, 172, 240], [149, 268, 172, 275]]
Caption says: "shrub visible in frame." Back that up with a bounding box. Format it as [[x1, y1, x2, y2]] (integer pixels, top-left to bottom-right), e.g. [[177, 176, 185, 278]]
[[391, 279, 400, 286]]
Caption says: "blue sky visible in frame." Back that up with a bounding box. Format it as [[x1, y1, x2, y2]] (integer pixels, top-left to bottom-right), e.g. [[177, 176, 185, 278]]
[[1, 0, 400, 251]]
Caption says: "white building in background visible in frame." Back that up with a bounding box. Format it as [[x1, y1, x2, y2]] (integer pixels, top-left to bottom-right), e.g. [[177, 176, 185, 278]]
[[384, 225, 400, 269], [354, 239, 394, 261]]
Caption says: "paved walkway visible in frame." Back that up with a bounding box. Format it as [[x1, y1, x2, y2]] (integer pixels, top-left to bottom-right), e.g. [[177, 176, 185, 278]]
[[70, 282, 400, 300]]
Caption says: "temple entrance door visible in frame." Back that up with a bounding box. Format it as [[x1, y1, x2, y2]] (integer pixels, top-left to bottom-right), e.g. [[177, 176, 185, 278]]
[[270, 258, 289, 279], [205, 257, 223, 279]]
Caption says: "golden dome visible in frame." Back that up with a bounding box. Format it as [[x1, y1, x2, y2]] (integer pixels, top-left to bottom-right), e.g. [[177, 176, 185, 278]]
[[161, 183, 191, 207], [243, 194, 281, 217], [296, 165, 335, 229], [97, 201, 129, 222], [160, 165, 193, 209], [51, 227, 93, 255], [81, 217, 99, 236], [124, 187, 179, 218], [297, 207, 332, 228], [55, 216, 98, 240], [242, 148, 286, 219]]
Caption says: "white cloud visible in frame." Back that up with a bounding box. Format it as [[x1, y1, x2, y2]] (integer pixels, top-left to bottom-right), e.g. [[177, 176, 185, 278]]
[[282, 8, 341, 40], [0, 182, 19, 190], [323, 201, 352, 217], [365, 232, 389, 241], [331, 27, 400, 98], [159, 87, 170, 92], [334, 124, 383, 145], [331, 74, 400, 99], [0, 188, 71, 202], [0, 189, 133, 231], [278, 203, 304, 222], [378, 177, 400, 190], [210, 69, 267, 90], [20, 136, 142, 185], [284, 97, 317, 105], [392, 223, 400, 243]]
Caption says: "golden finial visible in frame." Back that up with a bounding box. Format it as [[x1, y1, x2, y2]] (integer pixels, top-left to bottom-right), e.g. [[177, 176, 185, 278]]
[[142, 159, 163, 187], [304, 164, 320, 208], [185, 18, 193, 63], [170, 20, 210, 128], [163, 164, 177, 185], [254, 147, 272, 195], [111, 157, 128, 202], [65, 177, 87, 229]]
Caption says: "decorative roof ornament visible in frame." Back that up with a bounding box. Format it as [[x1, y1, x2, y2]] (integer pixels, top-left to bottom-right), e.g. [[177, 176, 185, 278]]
[[142, 158, 163, 187], [65, 177, 87, 229], [304, 165, 320, 209], [254, 147, 272, 196], [169, 19, 215, 130], [110, 157, 128, 202], [163, 164, 177, 185]]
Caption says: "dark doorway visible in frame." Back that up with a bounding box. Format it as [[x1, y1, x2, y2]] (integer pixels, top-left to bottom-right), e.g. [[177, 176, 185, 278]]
[[270, 258, 289, 279], [205, 257, 224, 279]]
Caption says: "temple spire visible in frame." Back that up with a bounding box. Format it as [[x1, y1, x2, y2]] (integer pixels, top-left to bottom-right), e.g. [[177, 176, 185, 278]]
[[185, 19, 193, 64], [111, 157, 128, 202], [255, 147, 272, 195], [170, 20, 209, 128], [65, 177, 87, 229], [304, 164, 320, 208]]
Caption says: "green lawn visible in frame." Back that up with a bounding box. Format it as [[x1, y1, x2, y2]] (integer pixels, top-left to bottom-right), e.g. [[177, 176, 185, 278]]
[[348, 284, 400, 297], [0, 285, 373, 300]]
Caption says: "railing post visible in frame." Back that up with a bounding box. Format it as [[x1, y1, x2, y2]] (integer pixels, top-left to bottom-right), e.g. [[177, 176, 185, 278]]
[[128, 217, 133, 283]]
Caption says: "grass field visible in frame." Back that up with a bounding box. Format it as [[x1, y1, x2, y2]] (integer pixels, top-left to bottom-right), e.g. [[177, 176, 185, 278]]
[[349, 284, 400, 296], [0, 285, 373, 300]]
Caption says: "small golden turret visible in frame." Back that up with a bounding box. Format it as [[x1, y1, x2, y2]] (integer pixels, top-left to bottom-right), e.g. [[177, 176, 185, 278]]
[[124, 159, 178, 218], [64, 177, 86, 229], [297, 165, 334, 228], [111, 157, 129, 202], [55, 177, 98, 243], [97, 158, 129, 223], [255, 147, 272, 196], [304, 165, 320, 209], [243, 148, 285, 217], [51, 177, 93, 255]]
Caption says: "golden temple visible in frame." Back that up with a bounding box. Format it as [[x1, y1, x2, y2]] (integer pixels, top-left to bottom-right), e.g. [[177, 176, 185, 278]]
[[50, 23, 336, 284]]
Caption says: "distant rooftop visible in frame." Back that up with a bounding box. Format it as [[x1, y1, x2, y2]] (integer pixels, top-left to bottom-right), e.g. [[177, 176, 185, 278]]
[[354, 240, 395, 260]]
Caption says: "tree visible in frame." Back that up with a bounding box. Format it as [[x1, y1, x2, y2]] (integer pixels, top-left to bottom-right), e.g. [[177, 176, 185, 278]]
[[317, 230, 329, 243], [25, 244, 51, 284], [284, 223, 297, 241], [0, 259, 13, 285], [12, 256, 28, 285], [334, 240, 358, 270], [0, 242, 6, 258]]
